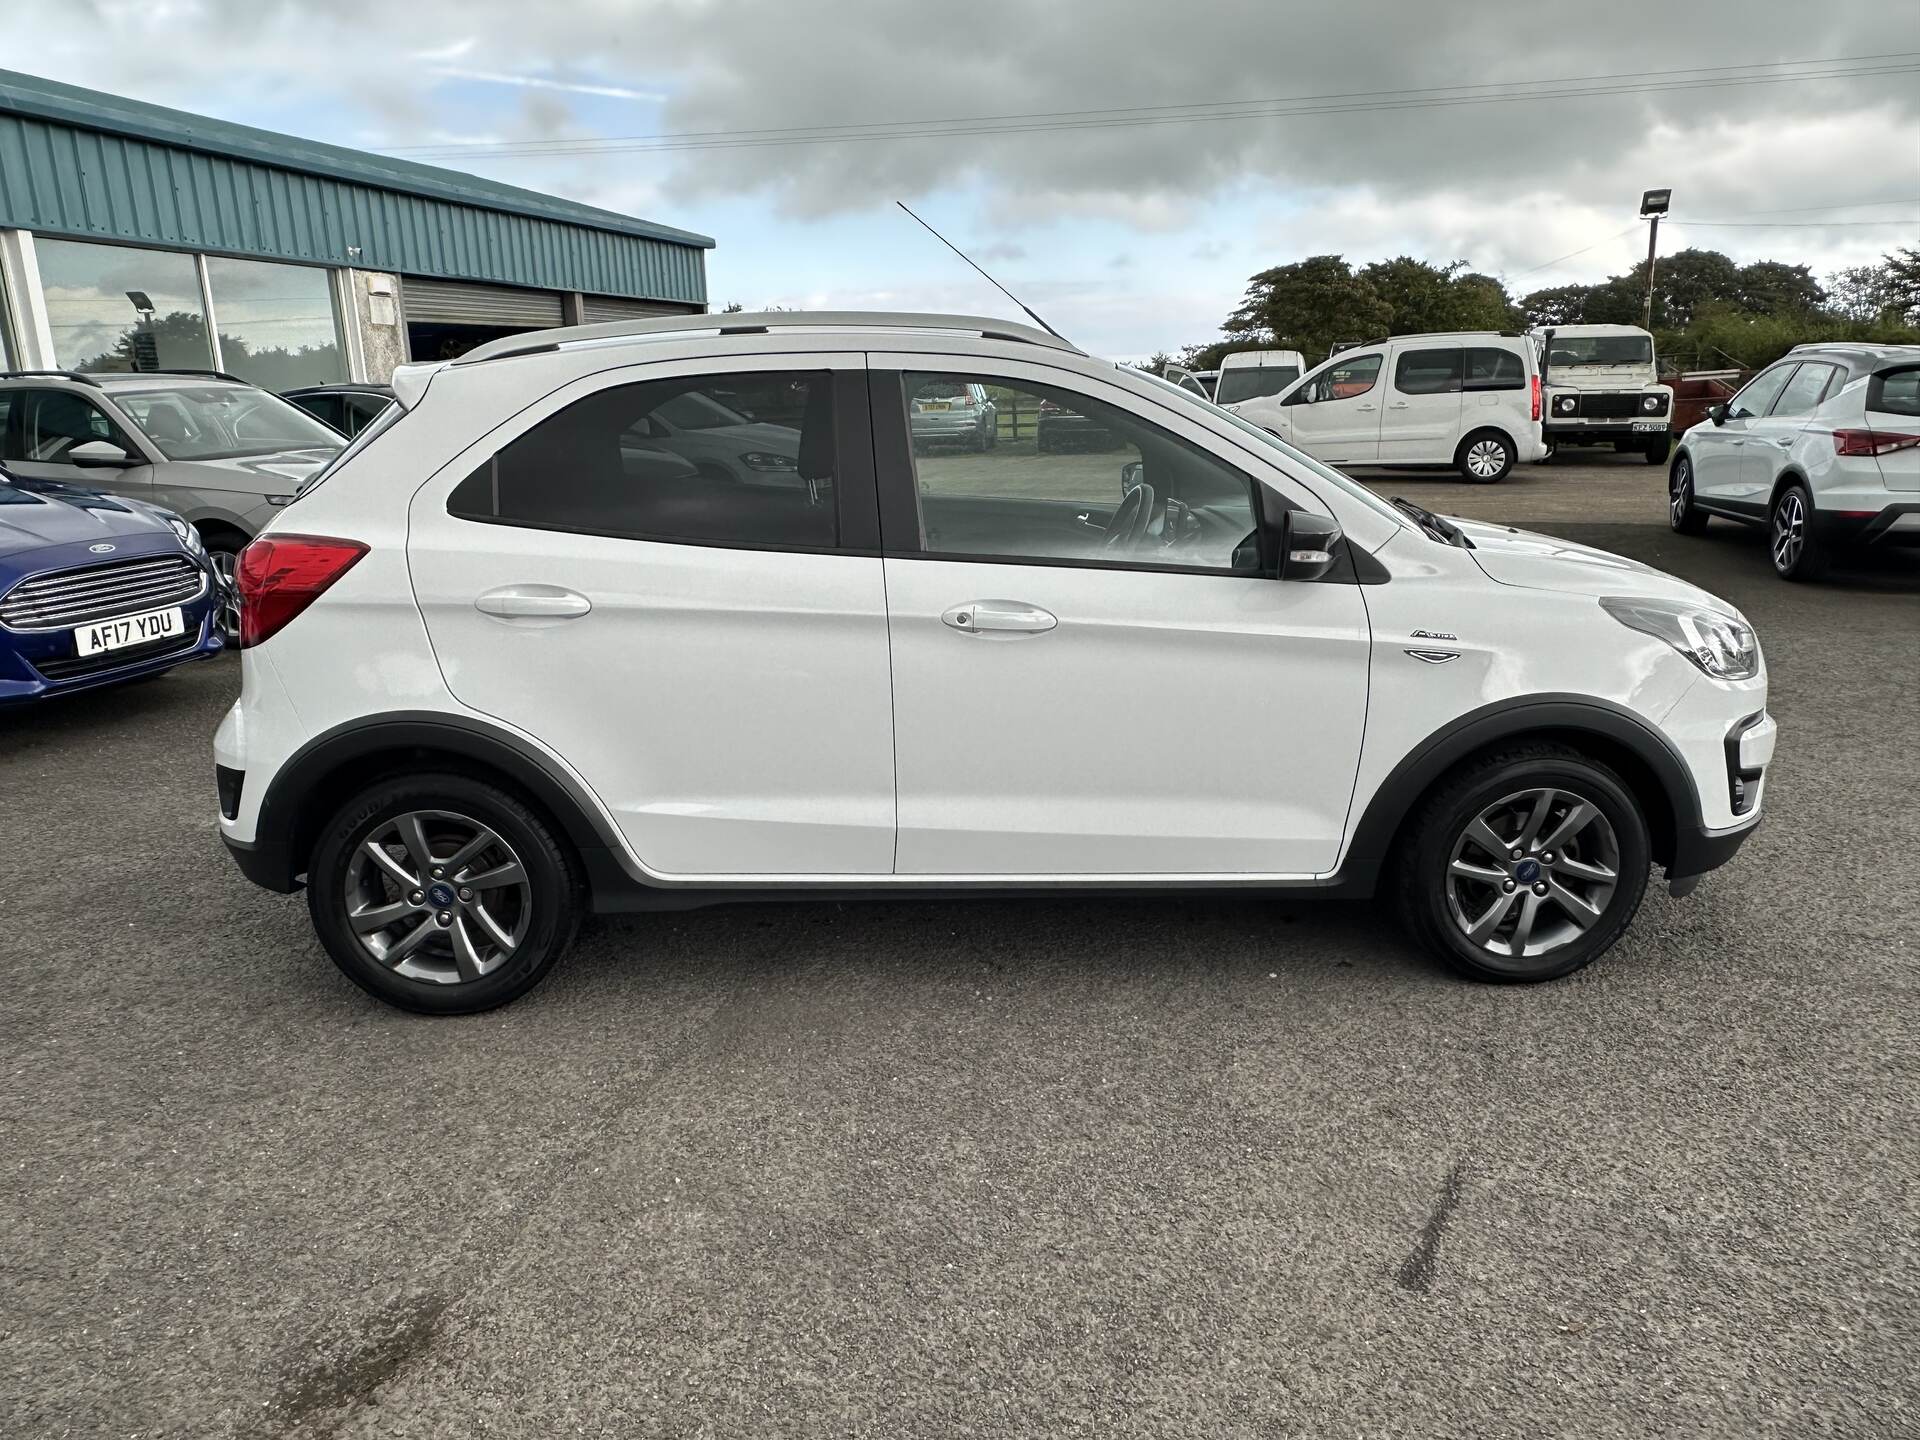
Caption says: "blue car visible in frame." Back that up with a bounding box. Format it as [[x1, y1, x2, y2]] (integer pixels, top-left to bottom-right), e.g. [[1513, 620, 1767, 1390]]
[[0, 465, 223, 705]]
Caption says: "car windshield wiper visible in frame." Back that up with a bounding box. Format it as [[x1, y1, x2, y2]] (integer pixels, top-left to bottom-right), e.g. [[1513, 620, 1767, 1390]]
[[1391, 496, 1473, 548]]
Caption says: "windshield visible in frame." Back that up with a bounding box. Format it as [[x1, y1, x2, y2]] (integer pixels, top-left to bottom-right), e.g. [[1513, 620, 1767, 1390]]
[[1544, 335, 1653, 367], [1215, 366, 1300, 405], [1128, 368, 1408, 529], [114, 387, 345, 461]]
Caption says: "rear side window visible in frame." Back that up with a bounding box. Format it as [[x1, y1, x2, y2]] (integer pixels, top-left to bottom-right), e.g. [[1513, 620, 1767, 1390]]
[[1869, 366, 1920, 418], [1394, 348, 1463, 395], [1463, 347, 1525, 391], [1769, 362, 1838, 418], [449, 371, 838, 549]]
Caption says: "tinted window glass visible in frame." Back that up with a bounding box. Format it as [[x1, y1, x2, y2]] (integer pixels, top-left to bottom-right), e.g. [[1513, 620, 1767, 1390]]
[[1769, 363, 1837, 417], [1730, 364, 1795, 420], [1464, 347, 1525, 390], [1394, 348, 1462, 396], [345, 394, 394, 433], [902, 372, 1258, 570], [10, 390, 135, 462], [1215, 366, 1299, 404], [450, 371, 838, 549], [1868, 367, 1920, 418], [292, 393, 345, 431]]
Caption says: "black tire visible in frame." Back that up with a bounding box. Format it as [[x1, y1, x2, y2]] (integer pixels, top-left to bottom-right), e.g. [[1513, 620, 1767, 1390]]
[[1392, 743, 1651, 984], [1455, 429, 1514, 483], [1668, 452, 1709, 535], [306, 772, 582, 1014], [1769, 482, 1829, 582], [1643, 436, 1670, 465], [198, 529, 248, 646]]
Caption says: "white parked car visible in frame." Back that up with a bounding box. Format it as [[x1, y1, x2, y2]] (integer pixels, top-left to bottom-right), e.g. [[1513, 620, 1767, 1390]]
[[1239, 332, 1546, 481], [1669, 344, 1920, 580], [1214, 349, 1307, 409], [214, 311, 1772, 1013], [1535, 323, 1674, 465]]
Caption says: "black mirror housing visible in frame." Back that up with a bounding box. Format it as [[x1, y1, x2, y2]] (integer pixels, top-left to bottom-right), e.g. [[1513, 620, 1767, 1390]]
[[1279, 509, 1343, 582], [1707, 403, 1727, 426]]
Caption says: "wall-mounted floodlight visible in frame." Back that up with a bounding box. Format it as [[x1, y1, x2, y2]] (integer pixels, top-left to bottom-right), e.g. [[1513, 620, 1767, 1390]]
[[1640, 188, 1671, 218]]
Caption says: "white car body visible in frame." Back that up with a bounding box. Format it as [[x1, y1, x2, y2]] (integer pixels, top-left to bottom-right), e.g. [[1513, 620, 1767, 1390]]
[[1535, 323, 1674, 460], [212, 312, 1770, 1006], [1670, 343, 1920, 578], [1214, 349, 1307, 411], [1240, 332, 1547, 480]]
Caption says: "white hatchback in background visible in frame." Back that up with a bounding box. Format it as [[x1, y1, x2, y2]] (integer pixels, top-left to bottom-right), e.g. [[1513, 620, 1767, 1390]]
[[1669, 344, 1920, 580], [213, 311, 1770, 1014], [1249, 332, 1545, 481]]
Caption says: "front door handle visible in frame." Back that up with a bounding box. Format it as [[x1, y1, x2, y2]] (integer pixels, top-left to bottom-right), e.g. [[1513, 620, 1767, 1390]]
[[942, 600, 1057, 635], [1355, 403, 1378, 412], [475, 585, 592, 620]]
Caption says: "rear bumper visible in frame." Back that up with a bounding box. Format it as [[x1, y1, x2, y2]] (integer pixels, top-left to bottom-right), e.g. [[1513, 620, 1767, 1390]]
[[1811, 503, 1920, 547]]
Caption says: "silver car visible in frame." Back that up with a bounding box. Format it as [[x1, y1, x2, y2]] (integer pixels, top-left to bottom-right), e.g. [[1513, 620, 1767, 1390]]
[[908, 379, 998, 452], [0, 370, 344, 636]]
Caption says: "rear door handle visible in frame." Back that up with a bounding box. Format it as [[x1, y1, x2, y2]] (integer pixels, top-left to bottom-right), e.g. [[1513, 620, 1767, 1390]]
[[1388, 402, 1411, 409], [942, 600, 1057, 635], [475, 585, 592, 619]]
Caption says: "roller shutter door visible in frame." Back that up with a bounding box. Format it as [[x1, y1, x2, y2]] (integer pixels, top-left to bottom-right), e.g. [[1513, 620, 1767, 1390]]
[[579, 294, 702, 323], [402, 278, 564, 327]]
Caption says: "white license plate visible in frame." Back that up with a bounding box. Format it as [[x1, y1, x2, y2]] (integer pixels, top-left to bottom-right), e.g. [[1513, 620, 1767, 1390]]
[[74, 605, 185, 656], [1631, 420, 1666, 432]]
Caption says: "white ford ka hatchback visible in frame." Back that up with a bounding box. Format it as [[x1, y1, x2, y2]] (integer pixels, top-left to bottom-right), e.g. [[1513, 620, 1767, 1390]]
[[214, 313, 1774, 1013]]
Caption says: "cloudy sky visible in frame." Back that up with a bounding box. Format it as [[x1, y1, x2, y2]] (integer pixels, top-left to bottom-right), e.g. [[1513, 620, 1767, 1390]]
[[5, 0, 1917, 357]]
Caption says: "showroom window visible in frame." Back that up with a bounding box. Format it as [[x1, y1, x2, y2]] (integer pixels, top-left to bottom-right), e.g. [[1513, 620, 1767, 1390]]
[[36, 237, 215, 373], [203, 256, 344, 390], [449, 371, 839, 549]]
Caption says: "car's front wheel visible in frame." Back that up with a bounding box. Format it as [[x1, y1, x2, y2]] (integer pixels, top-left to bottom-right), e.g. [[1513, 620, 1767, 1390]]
[[1669, 453, 1709, 534], [1394, 744, 1651, 983], [202, 536, 245, 645], [1456, 430, 1514, 483], [1769, 482, 1829, 581], [307, 773, 582, 1014]]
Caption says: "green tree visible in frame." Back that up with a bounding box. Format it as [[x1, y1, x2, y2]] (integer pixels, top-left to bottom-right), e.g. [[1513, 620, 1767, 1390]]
[[1223, 255, 1393, 359], [1735, 260, 1825, 316], [1828, 248, 1920, 324], [1359, 257, 1517, 334], [1517, 283, 1594, 326]]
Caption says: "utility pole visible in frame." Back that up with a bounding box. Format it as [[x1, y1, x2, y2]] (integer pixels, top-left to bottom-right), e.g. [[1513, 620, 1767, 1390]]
[[1639, 188, 1671, 330]]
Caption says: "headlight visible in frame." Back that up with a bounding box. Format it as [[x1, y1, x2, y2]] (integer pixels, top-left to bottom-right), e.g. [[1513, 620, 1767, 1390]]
[[738, 452, 797, 471], [1642, 394, 1662, 413], [1556, 395, 1577, 414], [163, 515, 205, 555], [1600, 596, 1760, 680]]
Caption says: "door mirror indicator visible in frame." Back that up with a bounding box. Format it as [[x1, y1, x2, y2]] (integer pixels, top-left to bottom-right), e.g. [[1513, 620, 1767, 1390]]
[[1279, 510, 1343, 582], [68, 440, 134, 467]]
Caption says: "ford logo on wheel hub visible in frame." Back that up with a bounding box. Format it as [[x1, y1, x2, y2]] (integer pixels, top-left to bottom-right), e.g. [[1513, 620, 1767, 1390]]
[[1515, 859, 1542, 883], [427, 882, 456, 909]]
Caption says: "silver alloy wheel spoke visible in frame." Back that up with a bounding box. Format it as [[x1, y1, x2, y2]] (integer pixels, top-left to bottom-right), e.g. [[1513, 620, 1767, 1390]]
[[1446, 785, 1622, 962], [343, 809, 533, 986]]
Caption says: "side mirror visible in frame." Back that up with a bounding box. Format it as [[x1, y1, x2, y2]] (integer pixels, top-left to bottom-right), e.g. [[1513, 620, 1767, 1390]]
[[68, 440, 134, 467], [1707, 403, 1727, 426], [1279, 510, 1343, 582], [1120, 460, 1144, 496]]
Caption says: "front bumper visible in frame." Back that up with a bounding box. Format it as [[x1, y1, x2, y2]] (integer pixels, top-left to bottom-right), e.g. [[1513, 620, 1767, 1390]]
[[1545, 420, 1670, 443], [0, 610, 223, 706]]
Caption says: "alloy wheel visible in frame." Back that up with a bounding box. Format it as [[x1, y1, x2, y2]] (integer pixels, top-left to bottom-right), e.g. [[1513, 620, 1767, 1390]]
[[208, 548, 241, 645], [343, 809, 532, 984], [1466, 439, 1508, 479], [1671, 460, 1692, 524], [1772, 491, 1806, 574], [1445, 787, 1620, 959]]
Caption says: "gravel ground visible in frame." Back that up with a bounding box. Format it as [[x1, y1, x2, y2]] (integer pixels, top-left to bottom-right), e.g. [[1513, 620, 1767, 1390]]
[[1, 457, 1915, 1439]]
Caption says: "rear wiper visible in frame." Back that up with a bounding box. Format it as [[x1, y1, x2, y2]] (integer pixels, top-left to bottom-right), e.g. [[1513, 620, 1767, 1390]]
[[1390, 496, 1473, 548]]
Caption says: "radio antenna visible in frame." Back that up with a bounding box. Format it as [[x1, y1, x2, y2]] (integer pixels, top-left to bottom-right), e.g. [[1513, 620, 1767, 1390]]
[[896, 201, 1069, 343]]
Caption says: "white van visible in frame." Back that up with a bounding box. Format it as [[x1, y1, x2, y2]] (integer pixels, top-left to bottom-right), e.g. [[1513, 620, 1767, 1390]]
[[1214, 349, 1307, 410], [1248, 332, 1546, 481]]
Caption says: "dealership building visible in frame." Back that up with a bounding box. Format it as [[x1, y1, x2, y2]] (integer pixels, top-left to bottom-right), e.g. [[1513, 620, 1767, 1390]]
[[0, 68, 713, 389]]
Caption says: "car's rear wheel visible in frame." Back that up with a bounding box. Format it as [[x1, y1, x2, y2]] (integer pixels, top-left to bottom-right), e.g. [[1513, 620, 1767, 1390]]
[[1643, 436, 1670, 465], [307, 773, 581, 1014], [1456, 430, 1514, 483], [1669, 453, 1709, 534], [1769, 482, 1829, 581], [1393, 744, 1651, 983], [201, 533, 245, 645]]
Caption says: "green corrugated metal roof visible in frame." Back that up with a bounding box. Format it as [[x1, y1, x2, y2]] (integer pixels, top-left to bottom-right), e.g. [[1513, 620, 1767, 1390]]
[[0, 67, 711, 305]]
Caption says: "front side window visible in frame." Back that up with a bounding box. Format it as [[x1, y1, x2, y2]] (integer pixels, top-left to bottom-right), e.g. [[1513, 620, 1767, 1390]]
[[449, 371, 838, 549], [1769, 362, 1838, 417], [113, 386, 342, 460], [1729, 364, 1796, 421], [35, 238, 214, 374], [899, 372, 1259, 571], [203, 257, 345, 391], [1293, 352, 1383, 405], [1394, 348, 1463, 396], [4, 390, 136, 463], [1215, 365, 1299, 405], [1464, 347, 1525, 391]]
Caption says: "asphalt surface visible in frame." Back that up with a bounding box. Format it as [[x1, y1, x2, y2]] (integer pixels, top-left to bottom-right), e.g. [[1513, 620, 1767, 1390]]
[[3, 456, 1916, 1439]]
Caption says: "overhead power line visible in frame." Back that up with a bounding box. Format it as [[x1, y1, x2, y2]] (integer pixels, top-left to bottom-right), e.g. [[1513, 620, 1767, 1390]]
[[1506, 225, 1645, 281], [379, 52, 1920, 159], [1670, 218, 1919, 227]]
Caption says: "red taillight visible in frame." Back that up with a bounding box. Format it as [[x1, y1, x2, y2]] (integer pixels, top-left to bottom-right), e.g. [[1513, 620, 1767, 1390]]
[[1831, 427, 1920, 458], [1530, 374, 1542, 422], [235, 535, 368, 649]]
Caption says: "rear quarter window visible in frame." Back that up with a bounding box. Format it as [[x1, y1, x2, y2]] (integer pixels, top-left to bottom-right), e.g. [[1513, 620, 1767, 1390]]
[[1868, 366, 1920, 419]]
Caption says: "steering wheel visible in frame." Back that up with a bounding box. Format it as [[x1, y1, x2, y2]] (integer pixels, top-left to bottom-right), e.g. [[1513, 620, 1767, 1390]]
[[1103, 481, 1156, 553]]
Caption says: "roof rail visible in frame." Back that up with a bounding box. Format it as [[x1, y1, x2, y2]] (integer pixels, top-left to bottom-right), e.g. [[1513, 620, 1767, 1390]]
[[104, 368, 251, 384], [0, 368, 103, 387], [451, 310, 1084, 367]]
